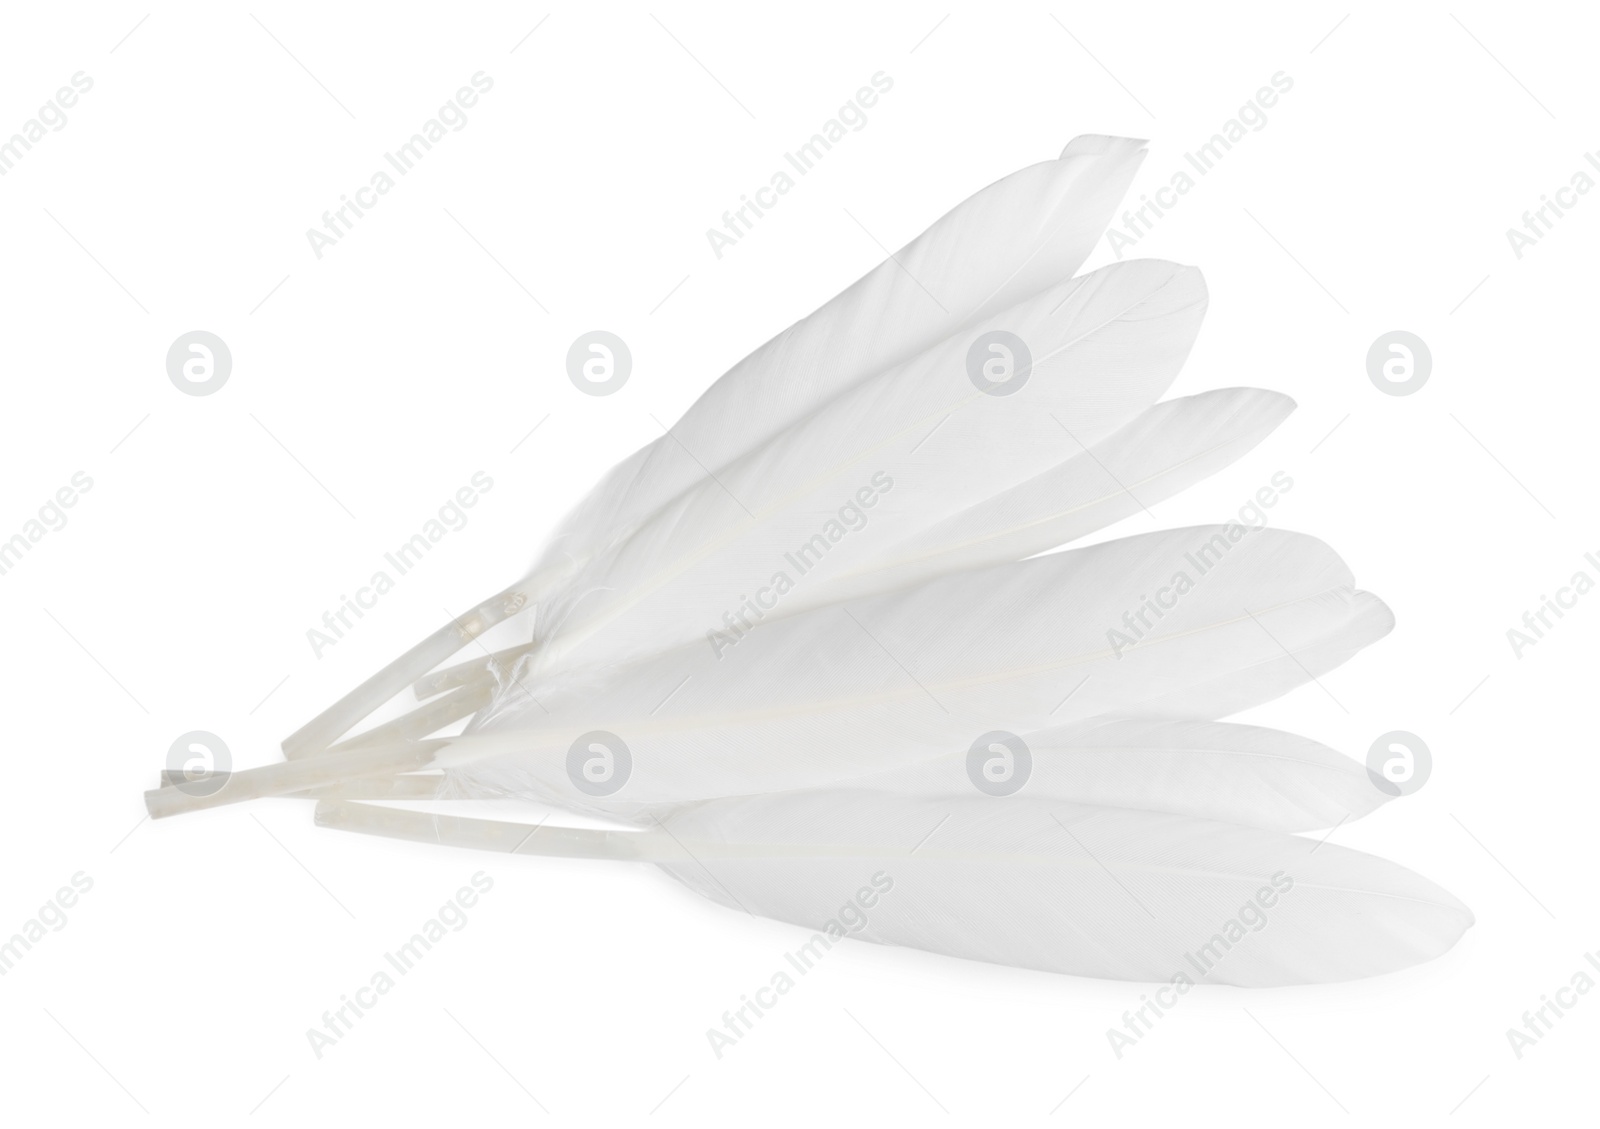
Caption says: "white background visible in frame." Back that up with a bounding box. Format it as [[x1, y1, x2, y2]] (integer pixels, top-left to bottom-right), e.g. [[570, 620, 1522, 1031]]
[[0, 1, 1593, 1125]]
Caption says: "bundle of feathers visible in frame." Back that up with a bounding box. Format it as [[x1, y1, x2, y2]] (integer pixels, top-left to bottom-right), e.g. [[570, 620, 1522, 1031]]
[[149, 135, 1470, 987]]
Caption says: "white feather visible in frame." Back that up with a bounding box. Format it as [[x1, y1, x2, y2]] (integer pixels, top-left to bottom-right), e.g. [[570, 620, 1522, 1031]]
[[536, 136, 1149, 579], [815, 386, 1295, 606], [315, 795, 1470, 987], [656, 791, 1471, 987]]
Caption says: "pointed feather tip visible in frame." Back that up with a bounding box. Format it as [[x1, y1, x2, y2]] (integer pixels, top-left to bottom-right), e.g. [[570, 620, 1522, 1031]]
[[1411, 872, 1476, 935], [1433, 871, 1476, 927], [1350, 588, 1397, 640], [1081, 257, 1208, 315], [1060, 134, 1148, 160], [1187, 386, 1297, 421]]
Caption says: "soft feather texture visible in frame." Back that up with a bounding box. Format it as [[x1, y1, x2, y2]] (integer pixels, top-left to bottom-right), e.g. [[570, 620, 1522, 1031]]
[[523, 259, 1209, 674], [457, 526, 1376, 818], [813, 386, 1296, 605], [656, 791, 1472, 987], [533, 136, 1149, 587], [1121, 588, 1394, 722]]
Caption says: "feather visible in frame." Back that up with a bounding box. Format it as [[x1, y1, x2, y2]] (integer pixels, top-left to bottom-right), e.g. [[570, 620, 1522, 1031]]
[[536, 135, 1150, 578], [656, 791, 1472, 987], [317, 796, 1471, 987]]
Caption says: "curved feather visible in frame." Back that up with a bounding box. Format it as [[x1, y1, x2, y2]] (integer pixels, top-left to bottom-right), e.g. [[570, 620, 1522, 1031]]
[[537, 136, 1149, 575], [814, 387, 1295, 606], [1120, 588, 1394, 721], [658, 791, 1471, 987]]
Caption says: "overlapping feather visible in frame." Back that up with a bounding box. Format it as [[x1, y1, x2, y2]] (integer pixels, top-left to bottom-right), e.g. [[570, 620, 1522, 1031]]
[[145, 135, 1468, 986]]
